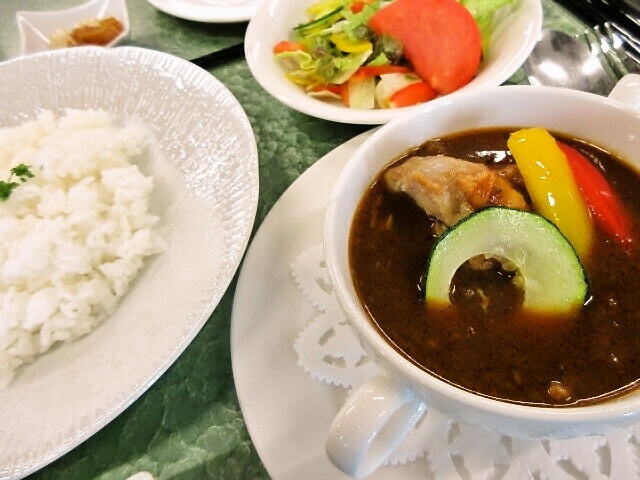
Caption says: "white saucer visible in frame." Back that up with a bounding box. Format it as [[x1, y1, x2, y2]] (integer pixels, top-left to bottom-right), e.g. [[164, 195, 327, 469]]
[[231, 130, 431, 479], [147, 0, 261, 23], [230, 129, 640, 480]]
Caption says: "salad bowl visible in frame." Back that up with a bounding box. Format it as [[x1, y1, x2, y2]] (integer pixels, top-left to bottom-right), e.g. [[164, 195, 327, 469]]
[[245, 0, 542, 124]]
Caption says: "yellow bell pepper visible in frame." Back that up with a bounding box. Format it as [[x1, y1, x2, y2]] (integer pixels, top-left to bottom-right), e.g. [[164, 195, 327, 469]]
[[306, 0, 343, 17], [507, 127, 593, 257], [329, 33, 373, 53]]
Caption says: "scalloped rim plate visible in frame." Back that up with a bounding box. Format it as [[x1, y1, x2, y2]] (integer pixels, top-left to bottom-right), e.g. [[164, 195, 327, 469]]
[[147, 0, 262, 23], [0, 46, 259, 479], [231, 130, 434, 479], [245, 0, 543, 124], [16, 0, 130, 56]]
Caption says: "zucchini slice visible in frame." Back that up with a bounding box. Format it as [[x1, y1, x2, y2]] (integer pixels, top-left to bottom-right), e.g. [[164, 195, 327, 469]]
[[424, 207, 588, 313], [294, 7, 344, 36]]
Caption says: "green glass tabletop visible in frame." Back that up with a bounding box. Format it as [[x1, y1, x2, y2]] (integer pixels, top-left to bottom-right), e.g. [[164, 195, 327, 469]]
[[0, 1, 591, 478]]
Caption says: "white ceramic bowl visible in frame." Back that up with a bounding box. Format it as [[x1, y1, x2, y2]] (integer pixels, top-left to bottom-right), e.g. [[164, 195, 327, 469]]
[[323, 77, 640, 477], [16, 0, 129, 56], [245, 0, 542, 124], [0, 46, 258, 478]]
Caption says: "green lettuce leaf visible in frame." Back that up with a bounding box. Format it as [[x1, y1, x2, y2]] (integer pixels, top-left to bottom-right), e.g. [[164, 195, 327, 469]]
[[330, 49, 373, 83], [460, 0, 522, 56]]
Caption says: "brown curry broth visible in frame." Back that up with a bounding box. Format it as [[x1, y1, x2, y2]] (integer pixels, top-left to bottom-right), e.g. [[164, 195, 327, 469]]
[[349, 128, 640, 407]]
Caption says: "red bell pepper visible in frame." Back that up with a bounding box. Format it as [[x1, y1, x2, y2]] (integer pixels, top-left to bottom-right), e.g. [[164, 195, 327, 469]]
[[356, 65, 413, 77], [349, 1, 367, 12], [310, 84, 341, 95], [557, 141, 634, 251], [273, 41, 306, 54], [339, 82, 350, 107], [389, 81, 437, 108], [346, 65, 413, 84]]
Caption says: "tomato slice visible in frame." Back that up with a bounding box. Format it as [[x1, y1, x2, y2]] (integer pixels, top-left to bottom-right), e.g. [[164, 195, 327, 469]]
[[369, 0, 481, 94]]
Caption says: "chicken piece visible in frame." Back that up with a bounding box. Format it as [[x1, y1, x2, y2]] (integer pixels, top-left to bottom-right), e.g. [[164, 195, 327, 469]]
[[384, 155, 529, 227], [495, 162, 526, 190]]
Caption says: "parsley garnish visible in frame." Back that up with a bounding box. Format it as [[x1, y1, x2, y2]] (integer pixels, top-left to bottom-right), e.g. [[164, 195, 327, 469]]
[[0, 164, 34, 201]]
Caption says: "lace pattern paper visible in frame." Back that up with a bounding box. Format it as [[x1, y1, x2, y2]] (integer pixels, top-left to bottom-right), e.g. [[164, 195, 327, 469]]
[[291, 244, 640, 479]]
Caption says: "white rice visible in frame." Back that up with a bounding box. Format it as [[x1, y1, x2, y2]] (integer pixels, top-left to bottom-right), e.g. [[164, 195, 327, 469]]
[[0, 109, 167, 387]]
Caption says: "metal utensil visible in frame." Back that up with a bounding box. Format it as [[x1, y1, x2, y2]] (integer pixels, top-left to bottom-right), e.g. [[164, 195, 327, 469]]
[[587, 22, 640, 76], [554, 0, 639, 42], [552, 0, 640, 73], [524, 29, 617, 95]]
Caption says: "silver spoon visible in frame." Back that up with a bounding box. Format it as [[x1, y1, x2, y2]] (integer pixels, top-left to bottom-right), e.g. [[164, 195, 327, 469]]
[[524, 29, 617, 95]]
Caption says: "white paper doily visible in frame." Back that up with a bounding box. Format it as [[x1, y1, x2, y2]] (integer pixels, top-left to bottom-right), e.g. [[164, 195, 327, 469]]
[[291, 242, 640, 479]]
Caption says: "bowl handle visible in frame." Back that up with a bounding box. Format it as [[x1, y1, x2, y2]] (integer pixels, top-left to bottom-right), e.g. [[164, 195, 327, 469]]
[[608, 74, 640, 110], [325, 372, 427, 478]]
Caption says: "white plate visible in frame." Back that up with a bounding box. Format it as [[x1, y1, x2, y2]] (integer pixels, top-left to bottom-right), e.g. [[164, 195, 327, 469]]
[[147, 0, 262, 23], [0, 46, 259, 479], [230, 130, 434, 480], [16, 0, 130, 56], [245, 0, 542, 124], [230, 130, 640, 480]]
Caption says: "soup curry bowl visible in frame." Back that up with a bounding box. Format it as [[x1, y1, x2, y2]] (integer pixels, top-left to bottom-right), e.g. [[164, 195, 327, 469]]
[[323, 76, 640, 478]]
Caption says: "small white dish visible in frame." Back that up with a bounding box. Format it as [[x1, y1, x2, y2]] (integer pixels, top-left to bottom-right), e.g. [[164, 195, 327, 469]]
[[245, 0, 542, 124], [147, 0, 262, 23], [16, 0, 129, 56]]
